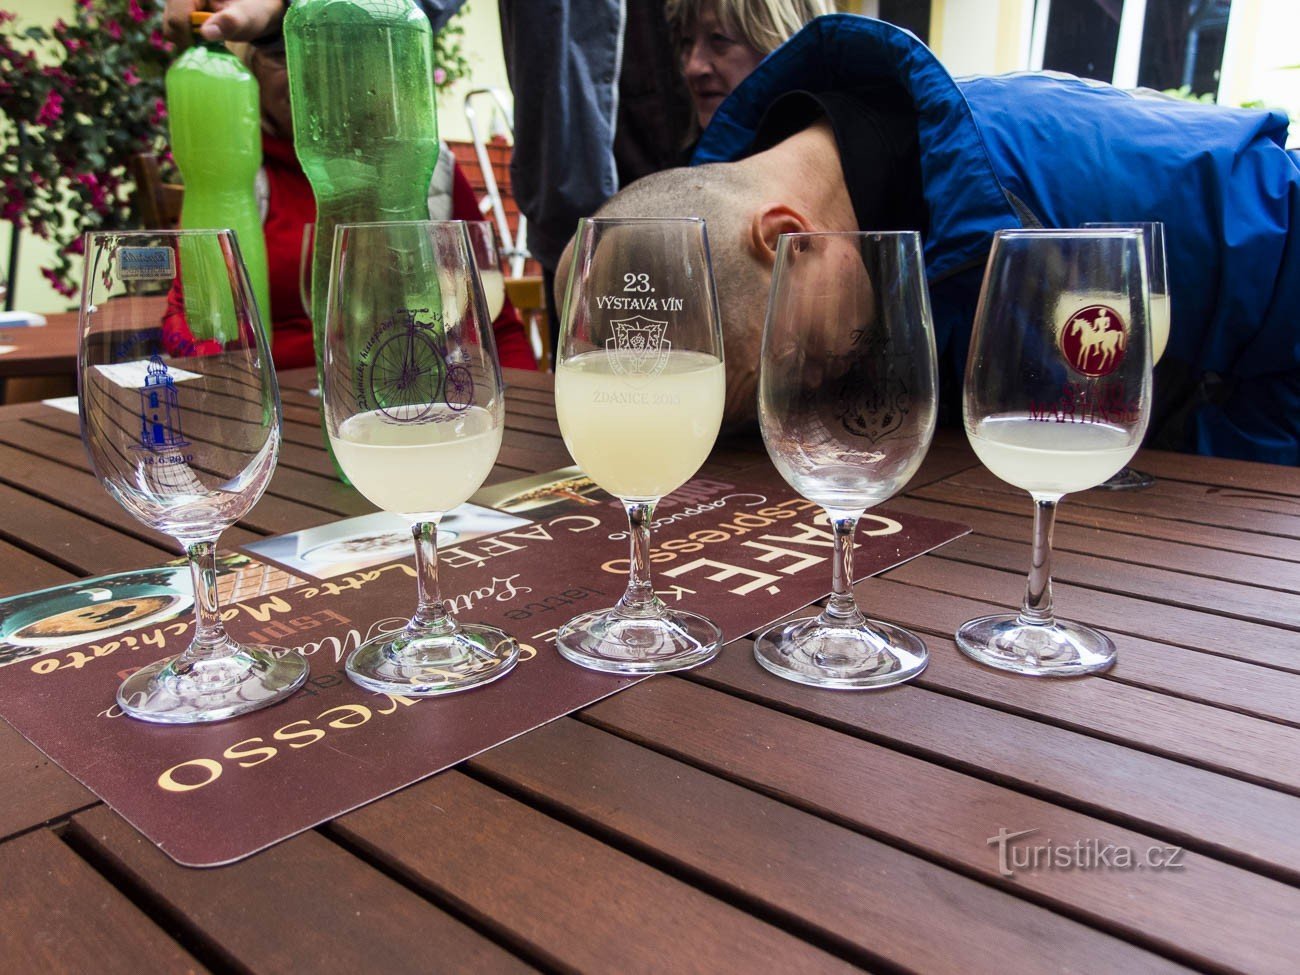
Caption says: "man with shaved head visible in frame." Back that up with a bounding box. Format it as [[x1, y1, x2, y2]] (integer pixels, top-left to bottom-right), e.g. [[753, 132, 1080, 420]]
[[559, 16, 1300, 466]]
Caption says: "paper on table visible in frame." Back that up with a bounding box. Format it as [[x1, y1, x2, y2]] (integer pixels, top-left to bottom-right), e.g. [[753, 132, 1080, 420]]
[[0, 345, 16, 356], [41, 396, 80, 414], [95, 360, 201, 389]]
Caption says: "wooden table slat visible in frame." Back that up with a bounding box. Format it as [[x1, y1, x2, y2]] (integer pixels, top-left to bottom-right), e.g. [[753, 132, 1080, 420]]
[[852, 574, 1300, 727], [688, 649, 1300, 880], [472, 716, 1191, 975], [0, 828, 207, 974], [332, 770, 865, 975], [68, 806, 535, 975], [585, 677, 1300, 975]]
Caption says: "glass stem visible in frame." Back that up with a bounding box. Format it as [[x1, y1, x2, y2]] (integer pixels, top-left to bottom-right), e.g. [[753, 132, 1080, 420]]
[[1018, 497, 1059, 626], [183, 538, 230, 661], [818, 512, 867, 628], [615, 500, 665, 618], [409, 519, 456, 636]]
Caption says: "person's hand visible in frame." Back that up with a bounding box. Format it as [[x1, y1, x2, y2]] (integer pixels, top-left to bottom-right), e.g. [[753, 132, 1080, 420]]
[[163, 0, 288, 47]]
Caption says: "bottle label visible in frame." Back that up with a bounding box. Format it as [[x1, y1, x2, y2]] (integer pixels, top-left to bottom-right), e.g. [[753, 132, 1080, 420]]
[[118, 247, 176, 281]]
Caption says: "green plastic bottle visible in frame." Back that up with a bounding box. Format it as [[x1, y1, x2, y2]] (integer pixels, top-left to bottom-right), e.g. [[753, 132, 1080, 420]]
[[283, 0, 440, 384], [165, 13, 272, 344]]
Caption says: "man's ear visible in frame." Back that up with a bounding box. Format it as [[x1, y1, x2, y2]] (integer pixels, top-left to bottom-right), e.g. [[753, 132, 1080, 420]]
[[748, 204, 814, 266]]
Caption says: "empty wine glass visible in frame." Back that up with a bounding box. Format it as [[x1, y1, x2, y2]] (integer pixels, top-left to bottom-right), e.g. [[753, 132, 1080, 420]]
[[554, 217, 725, 673], [956, 228, 1152, 676], [79, 229, 308, 723], [1084, 222, 1168, 490], [466, 221, 506, 321], [755, 231, 937, 688], [323, 220, 519, 695]]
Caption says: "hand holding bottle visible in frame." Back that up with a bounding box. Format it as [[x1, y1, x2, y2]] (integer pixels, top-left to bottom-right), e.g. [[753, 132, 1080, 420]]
[[163, 0, 288, 46]]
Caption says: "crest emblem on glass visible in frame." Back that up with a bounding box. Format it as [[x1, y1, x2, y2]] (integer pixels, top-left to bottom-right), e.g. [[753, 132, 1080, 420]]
[[323, 221, 518, 695], [554, 217, 725, 673], [755, 232, 938, 688], [79, 229, 308, 723], [957, 228, 1152, 676]]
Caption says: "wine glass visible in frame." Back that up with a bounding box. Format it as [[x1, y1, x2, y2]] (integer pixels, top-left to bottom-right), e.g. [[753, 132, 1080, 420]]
[[323, 220, 519, 695], [554, 217, 725, 673], [755, 232, 938, 688], [956, 228, 1152, 676], [79, 229, 308, 723], [1084, 222, 1168, 490], [466, 221, 506, 321]]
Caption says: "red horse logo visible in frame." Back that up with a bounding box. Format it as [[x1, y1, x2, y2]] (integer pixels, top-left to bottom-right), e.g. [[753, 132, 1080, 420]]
[[1060, 304, 1127, 377]]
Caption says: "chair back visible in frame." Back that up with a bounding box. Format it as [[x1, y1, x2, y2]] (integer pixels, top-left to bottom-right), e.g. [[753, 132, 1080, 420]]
[[129, 153, 183, 229]]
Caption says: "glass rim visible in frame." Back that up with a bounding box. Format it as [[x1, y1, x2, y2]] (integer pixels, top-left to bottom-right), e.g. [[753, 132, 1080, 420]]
[[1081, 221, 1165, 229], [994, 227, 1144, 239], [331, 219, 475, 231], [577, 216, 706, 226], [776, 230, 921, 242], [85, 228, 237, 240]]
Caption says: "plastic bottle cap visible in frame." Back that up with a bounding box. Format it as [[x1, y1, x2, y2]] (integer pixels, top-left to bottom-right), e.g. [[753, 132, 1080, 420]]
[[191, 12, 213, 27]]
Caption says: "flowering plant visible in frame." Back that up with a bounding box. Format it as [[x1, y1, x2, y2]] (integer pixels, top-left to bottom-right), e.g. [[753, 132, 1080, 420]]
[[0, 0, 172, 299], [433, 7, 470, 90]]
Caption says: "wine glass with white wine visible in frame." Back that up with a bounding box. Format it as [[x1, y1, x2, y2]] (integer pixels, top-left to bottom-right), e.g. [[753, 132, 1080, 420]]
[[554, 217, 726, 673], [1083, 222, 1168, 490], [466, 221, 506, 321], [79, 229, 308, 723], [755, 231, 938, 688], [323, 220, 518, 695], [956, 228, 1152, 676]]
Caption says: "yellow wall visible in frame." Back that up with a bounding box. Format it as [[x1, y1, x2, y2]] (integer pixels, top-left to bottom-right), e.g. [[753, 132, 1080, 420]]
[[1220, 0, 1300, 144], [436, 2, 513, 145], [2, 0, 77, 315]]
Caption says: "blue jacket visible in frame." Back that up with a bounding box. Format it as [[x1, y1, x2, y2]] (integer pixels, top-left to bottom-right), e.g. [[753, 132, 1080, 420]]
[[695, 14, 1300, 465]]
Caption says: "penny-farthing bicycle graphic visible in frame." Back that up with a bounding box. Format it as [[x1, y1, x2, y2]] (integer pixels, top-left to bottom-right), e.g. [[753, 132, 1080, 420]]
[[363, 308, 474, 419]]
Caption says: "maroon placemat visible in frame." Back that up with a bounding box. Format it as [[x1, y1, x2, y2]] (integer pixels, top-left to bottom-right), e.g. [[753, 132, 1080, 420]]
[[0, 464, 967, 866]]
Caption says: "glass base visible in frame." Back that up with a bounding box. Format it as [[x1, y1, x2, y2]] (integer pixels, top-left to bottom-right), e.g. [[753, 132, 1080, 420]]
[[117, 645, 309, 724], [556, 607, 721, 674], [346, 623, 519, 696], [1095, 465, 1155, 490], [753, 616, 928, 689], [956, 614, 1116, 676]]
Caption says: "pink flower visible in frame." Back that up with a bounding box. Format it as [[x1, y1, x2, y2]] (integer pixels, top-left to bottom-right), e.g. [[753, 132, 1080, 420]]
[[0, 200, 23, 224], [76, 172, 108, 210], [128, 0, 148, 23], [0, 12, 15, 24], [149, 28, 169, 51], [434, 67, 447, 86], [150, 97, 166, 125], [35, 90, 63, 126], [41, 267, 77, 298], [66, 235, 86, 256], [123, 67, 140, 86], [105, 20, 123, 41]]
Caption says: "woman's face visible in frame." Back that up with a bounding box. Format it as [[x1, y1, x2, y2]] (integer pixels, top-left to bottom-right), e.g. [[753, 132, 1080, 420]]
[[680, 6, 766, 129]]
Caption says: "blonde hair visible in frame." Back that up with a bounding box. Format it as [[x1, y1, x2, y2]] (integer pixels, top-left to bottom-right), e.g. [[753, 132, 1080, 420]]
[[666, 0, 835, 56]]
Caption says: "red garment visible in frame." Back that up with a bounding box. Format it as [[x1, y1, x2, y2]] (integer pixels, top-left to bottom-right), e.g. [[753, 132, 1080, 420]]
[[263, 134, 537, 371]]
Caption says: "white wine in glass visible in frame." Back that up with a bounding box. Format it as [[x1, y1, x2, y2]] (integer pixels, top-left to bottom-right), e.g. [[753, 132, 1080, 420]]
[[467, 221, 506, 321], [1084, 222, 1168, 490], [755, 231, 938, 688], [554, 217, 725, 673], [324, 220, 518, 696], [956, 228, 1152, 677], [79, 229, 309, 723]]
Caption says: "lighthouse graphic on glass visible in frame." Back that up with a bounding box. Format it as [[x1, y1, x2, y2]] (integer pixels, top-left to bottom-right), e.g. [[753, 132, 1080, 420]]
[[137, 356, 190, 453]]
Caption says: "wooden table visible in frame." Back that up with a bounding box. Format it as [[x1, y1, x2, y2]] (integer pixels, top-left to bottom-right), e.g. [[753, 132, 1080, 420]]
[[0, 310, 79, 404], [1, 366, 1298, 974]]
